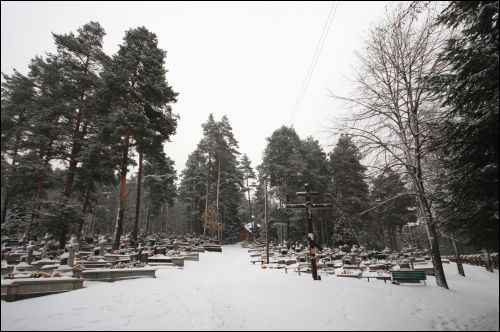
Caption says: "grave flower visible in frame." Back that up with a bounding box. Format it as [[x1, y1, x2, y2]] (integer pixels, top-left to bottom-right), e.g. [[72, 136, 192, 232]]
[[72, 264, 86, 271]]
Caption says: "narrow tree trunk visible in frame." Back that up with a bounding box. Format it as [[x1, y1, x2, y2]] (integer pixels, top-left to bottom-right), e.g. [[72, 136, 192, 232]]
[[381, 218, 388, 249], [421, 205, 449, 289], [78, 184, 91, 237], [160, 203, 164, 233], [216, 156, 221, 242], [216, 156, 221, 212], [133, 151, 143, 243], [89, 196, 98, 234], [450, 233, 465, 277], [1, 194, 9, 225], [59, 209, 68, 249], [246, 178, 253, 231], [413, 105, 448, 288], [2, 136, 20, 224], [204, 152, 211, 236], [482, 249, 494, 273], [113, 130, 130, 249], [146, 193, 152, 235]]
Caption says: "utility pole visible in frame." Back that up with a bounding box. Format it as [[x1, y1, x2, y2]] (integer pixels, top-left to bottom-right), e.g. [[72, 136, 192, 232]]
[[285, 183, 331, 281], [264, 178, 269, 264]]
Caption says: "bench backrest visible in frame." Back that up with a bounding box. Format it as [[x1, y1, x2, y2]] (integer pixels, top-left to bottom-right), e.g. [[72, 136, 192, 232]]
[[392, 270, 427, 279]]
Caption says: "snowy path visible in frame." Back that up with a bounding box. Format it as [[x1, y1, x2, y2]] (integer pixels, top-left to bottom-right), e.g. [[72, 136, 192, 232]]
[[2, 245, 499, 331]]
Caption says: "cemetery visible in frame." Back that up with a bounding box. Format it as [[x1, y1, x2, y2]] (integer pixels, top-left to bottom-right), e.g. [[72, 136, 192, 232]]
[[1, 233, 221, 301], [1, 1, 499, 330]]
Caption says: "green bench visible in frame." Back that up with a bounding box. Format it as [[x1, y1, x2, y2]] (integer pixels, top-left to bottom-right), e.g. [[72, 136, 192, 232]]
[[391, 270, 427, 285]]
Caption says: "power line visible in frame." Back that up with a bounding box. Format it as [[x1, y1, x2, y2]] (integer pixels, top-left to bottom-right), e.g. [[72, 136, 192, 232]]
[[287, 1, 339, 127]]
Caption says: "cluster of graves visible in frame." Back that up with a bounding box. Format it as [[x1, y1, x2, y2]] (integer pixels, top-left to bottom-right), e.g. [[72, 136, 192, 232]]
[[1, 233, 221, 301], [443, 253, 499, 269], [244, 241, 474, 284]]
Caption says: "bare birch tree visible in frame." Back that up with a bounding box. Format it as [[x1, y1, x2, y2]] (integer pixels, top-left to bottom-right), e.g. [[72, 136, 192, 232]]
[[331, 4, 450, 288]]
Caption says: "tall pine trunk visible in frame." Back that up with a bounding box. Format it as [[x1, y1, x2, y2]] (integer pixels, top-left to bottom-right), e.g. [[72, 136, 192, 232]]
[[133, 151, 143, 244], [1, 194, 9, 225], [246, 177, 253, 231], [204, 152, 211, 236], [78, 184, 91, 237], [113, 129, 130, 249], [146, 191, 152, 235]]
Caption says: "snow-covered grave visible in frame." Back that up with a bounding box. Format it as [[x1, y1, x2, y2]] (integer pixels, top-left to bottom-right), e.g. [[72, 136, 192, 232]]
[[2, 277, 84, 302], [1, 244, 498, 331], [81, 268, 157, 281]]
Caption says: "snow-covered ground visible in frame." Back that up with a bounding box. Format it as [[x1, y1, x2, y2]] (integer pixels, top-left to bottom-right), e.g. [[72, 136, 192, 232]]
[[1, 245, 498, 331]]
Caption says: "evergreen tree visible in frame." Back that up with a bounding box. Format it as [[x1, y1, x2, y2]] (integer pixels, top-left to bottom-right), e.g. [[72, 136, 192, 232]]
[[239, 154, 256, 231], [261, 126, 305, 243], [299, 137, 330, 246], [179, 148, 207, 234], [142, 154, 177, 234], [432, 1, 499, 251], [104, 26, 178, 249], [178, 114, 243, 243], [1, 71, 36, 224], [48, 22, 110, 246], [328, 135, 370, 247], [370, 168, 417, 250]]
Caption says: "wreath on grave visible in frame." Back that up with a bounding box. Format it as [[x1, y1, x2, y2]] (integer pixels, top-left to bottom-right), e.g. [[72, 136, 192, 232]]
[[30, 271, 51, 278], [72, 264, 86, 271]]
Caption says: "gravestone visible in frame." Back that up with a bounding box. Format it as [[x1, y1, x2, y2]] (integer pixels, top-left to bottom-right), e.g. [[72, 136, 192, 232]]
[[67, 237, 79, 267], [99, 236, 107, 256], [26, 241, 35, 265]]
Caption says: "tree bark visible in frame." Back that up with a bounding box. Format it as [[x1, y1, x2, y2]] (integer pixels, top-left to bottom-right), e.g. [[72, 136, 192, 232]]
[[78, 184, 91, 237], [113, 129, 130, 249], [216, 156, 221, 242], [450, 234, 465, 276], [246, 177, 253, 231], [1, 194, 9, 225], [133, 151, 143, 243], [482, 249, 494, 273], [146, 190, 152, 235], [204, 152, 211, 236]]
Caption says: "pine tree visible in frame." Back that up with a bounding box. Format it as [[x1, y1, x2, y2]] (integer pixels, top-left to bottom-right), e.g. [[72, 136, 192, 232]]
[[179, 148, 207, 234], [142, 153, 177, 234], [328, 135, 370, 247], [239, 154, 256, 232], [104, 27, 178, 249], [299, 137, 330, 246], [261, 126, 305, 243], [178, 115, 244, 243], [1, 71, 36, 224]]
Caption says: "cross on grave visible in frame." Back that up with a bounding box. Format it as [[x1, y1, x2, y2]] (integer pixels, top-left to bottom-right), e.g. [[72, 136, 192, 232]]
[[285, 183, 331, 280]]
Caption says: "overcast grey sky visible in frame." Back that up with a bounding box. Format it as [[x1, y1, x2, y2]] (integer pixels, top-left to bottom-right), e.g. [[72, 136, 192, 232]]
[[1, 1, 390, 175]]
